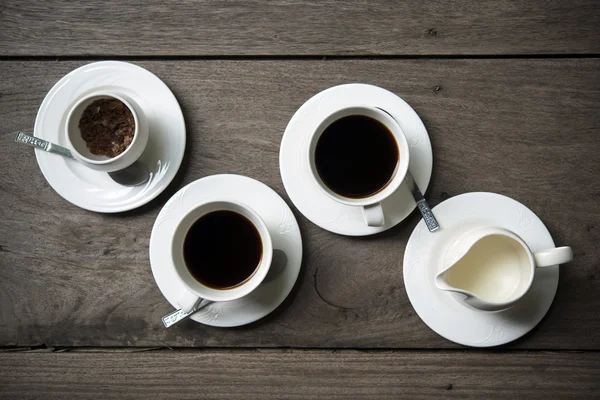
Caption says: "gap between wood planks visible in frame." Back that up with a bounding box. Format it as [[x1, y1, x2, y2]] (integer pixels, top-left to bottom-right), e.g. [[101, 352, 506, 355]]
[[0, 54, 599, 62], [1, 346, 598, 353]]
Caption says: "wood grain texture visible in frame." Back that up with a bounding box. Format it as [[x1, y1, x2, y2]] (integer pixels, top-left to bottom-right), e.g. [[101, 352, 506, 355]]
[[0, 60, 598, 349], [1, 0, 600, 56], [1, 351, 599, 399]]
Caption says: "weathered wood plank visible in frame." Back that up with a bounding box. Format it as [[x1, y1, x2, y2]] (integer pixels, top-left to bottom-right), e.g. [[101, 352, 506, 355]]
[[0, 60, 598, 348], [0, 351, 598, 399], [1, 1, 599, 56]]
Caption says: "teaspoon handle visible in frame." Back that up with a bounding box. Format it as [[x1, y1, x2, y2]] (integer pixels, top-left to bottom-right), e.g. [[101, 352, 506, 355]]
[[404, 170, 440, 232], [14, 132, 74, 159], [161, 298, 212, 328], [416, 198, 440, 232]]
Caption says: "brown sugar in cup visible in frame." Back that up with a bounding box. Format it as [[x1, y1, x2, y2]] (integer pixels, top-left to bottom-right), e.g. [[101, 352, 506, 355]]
[[79, 98, 136, 158], [65, 92, 149, 173]]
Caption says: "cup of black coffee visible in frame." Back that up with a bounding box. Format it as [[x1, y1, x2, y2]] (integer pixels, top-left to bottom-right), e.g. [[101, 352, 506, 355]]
[[308, 106, 410, 227], [170, 199, 273, 313]]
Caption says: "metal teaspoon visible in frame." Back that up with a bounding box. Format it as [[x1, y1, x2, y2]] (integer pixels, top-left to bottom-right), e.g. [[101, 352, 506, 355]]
[[14, 132, 149, 187]]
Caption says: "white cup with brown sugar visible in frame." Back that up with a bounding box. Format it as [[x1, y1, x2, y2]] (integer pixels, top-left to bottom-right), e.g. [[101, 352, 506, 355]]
[[65, 91, 149, 172]]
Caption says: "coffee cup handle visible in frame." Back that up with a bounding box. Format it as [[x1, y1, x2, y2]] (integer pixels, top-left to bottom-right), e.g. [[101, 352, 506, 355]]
[[178, 288, 203, 313], [363, 203, 385, 227], [533, 246, 574, 268]]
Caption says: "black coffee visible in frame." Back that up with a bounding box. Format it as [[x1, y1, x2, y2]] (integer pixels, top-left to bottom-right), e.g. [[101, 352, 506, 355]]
[[183, 210, 262, 289], [315, 115, 399, 198]]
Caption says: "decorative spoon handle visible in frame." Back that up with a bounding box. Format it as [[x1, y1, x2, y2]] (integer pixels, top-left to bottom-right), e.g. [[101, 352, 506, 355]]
[[405, 170, 440, 232], [161, 298, 212, 328], [14, 132, 74, 159]]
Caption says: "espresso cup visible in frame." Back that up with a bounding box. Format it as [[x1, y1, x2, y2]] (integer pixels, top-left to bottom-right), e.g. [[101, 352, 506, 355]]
[[172, 199, 273, 313], [307, 105, 410, 227], [65, 91, 149, 172], [435, 227, 574, 311]]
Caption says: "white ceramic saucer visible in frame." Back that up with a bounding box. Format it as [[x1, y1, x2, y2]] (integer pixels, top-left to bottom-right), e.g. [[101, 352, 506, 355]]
[[150, 174, 303, 327], [34, 61, 186, 213], [279, 83, 433, 236], [404, 192, 559, 347]]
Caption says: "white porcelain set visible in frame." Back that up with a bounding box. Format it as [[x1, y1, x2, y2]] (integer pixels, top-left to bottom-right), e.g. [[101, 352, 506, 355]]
[[33, 62, 575, 342]]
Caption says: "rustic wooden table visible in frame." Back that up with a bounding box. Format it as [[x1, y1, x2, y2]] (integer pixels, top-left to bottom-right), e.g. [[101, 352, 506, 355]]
[[1, 1, 599, 398]]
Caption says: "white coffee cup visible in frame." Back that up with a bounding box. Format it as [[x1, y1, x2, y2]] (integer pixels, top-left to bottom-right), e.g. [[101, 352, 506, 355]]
[[307, 105, 410, 227], [172, 199, 273, 313], [435, 227, 573, 311], [65, 91, 149, 172]]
